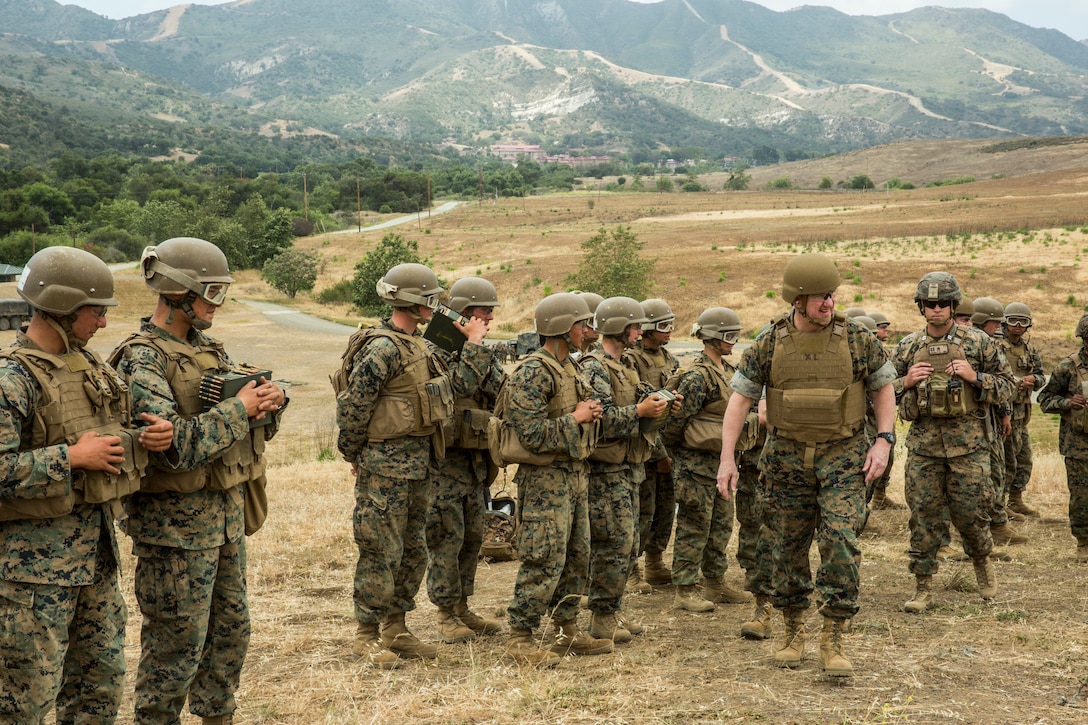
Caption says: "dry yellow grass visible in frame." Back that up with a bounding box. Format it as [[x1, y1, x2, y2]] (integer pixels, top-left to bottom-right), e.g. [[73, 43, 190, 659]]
[[8, 142, 1088, 723]]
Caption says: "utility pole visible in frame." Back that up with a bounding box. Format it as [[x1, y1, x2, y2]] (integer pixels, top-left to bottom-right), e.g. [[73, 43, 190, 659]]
[[303, 173, 309, 221], [357, 179, 362, 232]]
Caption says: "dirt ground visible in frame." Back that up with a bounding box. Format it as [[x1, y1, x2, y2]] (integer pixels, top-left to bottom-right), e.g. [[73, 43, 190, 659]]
[[8, 145, 1088, 723]]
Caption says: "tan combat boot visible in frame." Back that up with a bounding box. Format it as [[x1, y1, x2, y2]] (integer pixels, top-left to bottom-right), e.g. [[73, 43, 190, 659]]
[[1076, 538, 1088, 563], [201, 717, 232, 725], [504, 627, 560, 668], [1007, 490, 1039, 518], [352, 622, 400, 669], [381, 612, 438, 660], [644, 551, 673, 585], [673, 584, 715, 612], [703, 575, 752, 605], [739, 596, 773, 640], [588, 612, 633, 644], [454, 597, 503, 636], [904, 575, 933, 613], [870, 487, 906, 510], [626, 561, 654, 594], [818, 617, 854, 677], [973, 557, 997, 601], [617, 612, 645, 636], [990, 523, 1028, 546], [550, 619, 613, 656], [774, 610, 806, 668], [435, 605, 475, 644]]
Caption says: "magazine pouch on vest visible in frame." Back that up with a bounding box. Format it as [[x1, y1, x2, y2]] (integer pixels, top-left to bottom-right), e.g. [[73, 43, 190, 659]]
[[588, 353, 652, 465], [1004, 340, 1034, 420], [488, 351, 595, 467], [445, 397, 494, 451], [1068, 357, 1088, 433], [765, 313, 866, 444], [0, 347, 145, 521], [913, 329, 978, 418]]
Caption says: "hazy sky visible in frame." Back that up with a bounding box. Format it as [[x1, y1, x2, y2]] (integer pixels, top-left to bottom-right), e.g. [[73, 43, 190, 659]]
[[65, 0, 1088, 40]]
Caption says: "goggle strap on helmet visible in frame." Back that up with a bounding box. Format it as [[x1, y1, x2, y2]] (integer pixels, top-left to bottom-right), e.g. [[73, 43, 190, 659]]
[[376, 279, 439, 309]]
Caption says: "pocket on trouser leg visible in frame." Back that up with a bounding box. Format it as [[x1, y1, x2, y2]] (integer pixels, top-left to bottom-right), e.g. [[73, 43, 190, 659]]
[[516, 516, 560, 566], [0, 579, 64, 719], [133, 546, 187, 621]]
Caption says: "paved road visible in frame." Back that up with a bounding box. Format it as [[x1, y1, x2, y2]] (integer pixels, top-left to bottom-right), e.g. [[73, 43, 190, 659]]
[[331, 201, 462, 234]]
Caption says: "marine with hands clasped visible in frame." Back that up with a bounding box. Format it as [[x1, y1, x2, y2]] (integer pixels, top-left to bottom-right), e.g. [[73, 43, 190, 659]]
[[623, 298, 680, 590], [1000, 302, 1045, 519], [1037, 313, 1088, 563], [335, 263, 489, 670], [498, 292, 611, 667], [425, 277, 506, 644], [892, 274, 1015, 615], [111, 237, 285, 725], [717, 253, 896, 678], [0, 247, 173, 723], [579, 297, 672, 643], [662, 307, 752, 614]]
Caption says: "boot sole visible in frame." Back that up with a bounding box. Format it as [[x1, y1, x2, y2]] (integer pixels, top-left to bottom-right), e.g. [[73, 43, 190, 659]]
[[440, 633, 476, 644], [505, 652, 561, 668], [822, 665, 853, 677], [740, 626, 772, 640]]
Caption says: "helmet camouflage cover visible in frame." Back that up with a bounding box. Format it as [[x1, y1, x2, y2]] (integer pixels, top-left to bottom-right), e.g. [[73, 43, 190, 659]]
[[914, 271, 961, 304]]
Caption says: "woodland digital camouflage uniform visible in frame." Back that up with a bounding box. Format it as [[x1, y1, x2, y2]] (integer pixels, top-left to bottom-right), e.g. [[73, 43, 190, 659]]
[[731, 316, 896, 619], [505, 351, 591, 631], [623, 343, 679, 564], [0, 334, 126, 722], [1037, 348, 1088, 542], [734, 422, 772, 598], [1000, 333, 1045, 499], [337, 319, 492, 627], [425, 343, 504, 609], [662, 352, 738, 588], [891, 324, 1015, 576], [118, 317, 284, 724], [580, 350, 648, 614]]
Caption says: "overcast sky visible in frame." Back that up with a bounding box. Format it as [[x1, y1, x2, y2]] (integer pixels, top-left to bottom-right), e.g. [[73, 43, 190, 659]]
[[65, 0, 1088, 40]]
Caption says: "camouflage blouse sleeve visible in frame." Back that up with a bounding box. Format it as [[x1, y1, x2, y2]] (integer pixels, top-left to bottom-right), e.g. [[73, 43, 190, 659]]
[[505, 357, 584, 456], [120, 342, 251, 472], [336, 335, 400, 463], [0, 360, 70, 500], [582, 354, 639, 441], [661, 365, 711, 444], [1038, 356, 1078, 413], [973, 332, 1016, 406], [448, 341, 500, 400]]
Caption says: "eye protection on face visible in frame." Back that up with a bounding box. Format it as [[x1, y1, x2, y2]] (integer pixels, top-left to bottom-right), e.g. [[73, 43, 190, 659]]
[[1006, 317, 1031, 327], [922, 300, 952, 309], [643, 320, 674, 333], [200, 282, 230, 306]]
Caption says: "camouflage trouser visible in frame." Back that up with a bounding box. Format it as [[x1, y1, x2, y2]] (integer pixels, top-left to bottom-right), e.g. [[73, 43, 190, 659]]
[[425, 455, 486, 608], [133, 540, 249, 724], [0, 563, 125, 723], [1063, 457, 1088, 540], [735, 449, 773, 597], [672, 451, 734, 587], [988, 433, 1008, 526], [905, 449, 993, 577], [353, 470, 431, 625], [760, 434, 867, 619], [637, 459, 675, 556], [507, 463, 589, 630], [1004, 419, 1034, 496], [587, 466, 639, 614]]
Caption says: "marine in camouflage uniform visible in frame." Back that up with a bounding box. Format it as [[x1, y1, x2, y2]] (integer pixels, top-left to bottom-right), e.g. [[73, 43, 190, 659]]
[[892, 275, 1015, 615], [502, 292, 612, 666], [425, 278, 505, 642], [866, 311, 905, 510], [1037, 313, 1088, 562], [623, 298, 680, 588], [113, 238, 286, 725], [1000, 302, 1045, 518], [0, 248, 173, 723], [718, 254, 896, 677], [663, 308, 752, 615], [335, 264, 489, 669], [580, 297, 668, 643]]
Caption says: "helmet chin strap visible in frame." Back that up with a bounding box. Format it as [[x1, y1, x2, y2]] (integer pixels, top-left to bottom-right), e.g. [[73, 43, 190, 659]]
[[42, 313, 83, 351], [163, 292, 212, 331], [796, 297, 832, 329]]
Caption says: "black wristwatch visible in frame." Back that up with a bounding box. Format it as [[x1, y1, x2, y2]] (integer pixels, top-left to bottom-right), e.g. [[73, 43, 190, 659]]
[[876, 432, 896, 445]]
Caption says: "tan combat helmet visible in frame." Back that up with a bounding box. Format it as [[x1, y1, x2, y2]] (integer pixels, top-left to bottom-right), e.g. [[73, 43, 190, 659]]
[[971, 297, 1004, 327], [1004, 302, 1032, 329], [376, 262, 443, 309], [1077, 313, 1088, 339], [449, 277, 500, 314], [571, 291, 604, 316], [844, 307, 867, 318], [869, 311, 890, 328], [692, 307, 742, 343], [955, 297, 974, 320], [855, 315, 878, 332], [594, 296, 649, 337], [142, 237, 234, 303], [534, 292, 592, 337], [639, 298, 675, 333], [19, 246, 117, 316], [782, 253, 840, 305]]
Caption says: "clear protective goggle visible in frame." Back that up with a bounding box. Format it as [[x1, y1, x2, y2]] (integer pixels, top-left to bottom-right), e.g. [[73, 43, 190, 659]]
[[720, 330, 740, 344], [642, 319, 675, 333], [1006, 316, 1031, 327], [200, 282, 230, 306]]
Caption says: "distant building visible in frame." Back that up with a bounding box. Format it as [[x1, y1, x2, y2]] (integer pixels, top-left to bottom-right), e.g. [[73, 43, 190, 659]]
[[0, 264, 23, 282], [489, 144, 609, 169], [490, 144, 545, 162]]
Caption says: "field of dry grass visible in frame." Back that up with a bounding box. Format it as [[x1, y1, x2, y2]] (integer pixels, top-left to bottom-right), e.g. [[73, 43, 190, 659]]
[[7, 139, 1088, 723]]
